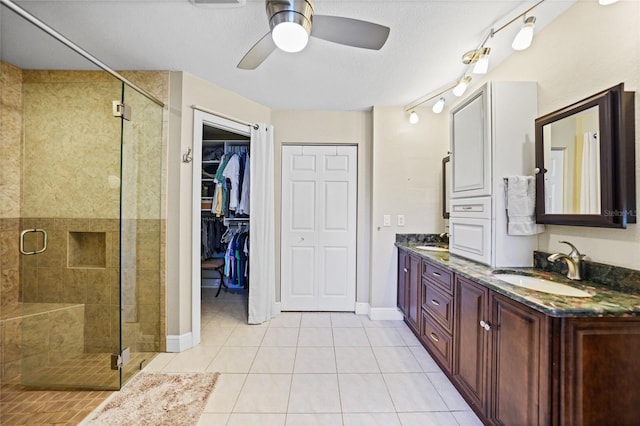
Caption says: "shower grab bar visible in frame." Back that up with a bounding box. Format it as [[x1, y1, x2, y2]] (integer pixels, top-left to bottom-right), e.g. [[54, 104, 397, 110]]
[[19, 229, 48, 255]]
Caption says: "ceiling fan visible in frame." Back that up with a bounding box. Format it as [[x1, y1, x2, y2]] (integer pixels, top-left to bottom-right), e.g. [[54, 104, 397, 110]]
[[237, 0, 390, 70]]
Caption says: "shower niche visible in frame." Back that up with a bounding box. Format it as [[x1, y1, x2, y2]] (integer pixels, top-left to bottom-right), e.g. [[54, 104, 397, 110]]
[[68, 231, 107, 268]]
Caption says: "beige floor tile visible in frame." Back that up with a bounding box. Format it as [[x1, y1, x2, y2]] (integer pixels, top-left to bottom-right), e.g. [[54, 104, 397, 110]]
[[383, 373, 449, 412], [293, 347, 336, 373], [201, 326, 235, 346], [207, 346, 258, 373], [262, 327, 300, 347], [338, 373, 395, 413], [300, 313, 332, 328], [287, 374, 341, 413], [196, 412, 230, 425], [162, 345, 220, 372], [268, 312, 302, 328], [227, 413, 286, 426], [365, 327, 406, 347], [452, 410, 484, 426], [342, 412, 401, 426], [141, 352, 175, 372], [225, 326, 267, 346], [335, 347, 380, 373], [372, 346, 422, 373], [297, 327, 334, 346], [202, 373, 247, 413], [428, 372, 472, 411], [250, 347, 296, 373], [409, 346, 442, 372], [331, 313, 364, 327], [285, 413, 343, 425], [333, 328, 370, 347], [233, 374, 292, 413], [397, 411, 460, 426]]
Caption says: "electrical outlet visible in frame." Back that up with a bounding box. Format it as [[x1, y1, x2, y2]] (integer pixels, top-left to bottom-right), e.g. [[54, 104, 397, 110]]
[[397, 215, 405, 226], [383, 215, 391, 227]]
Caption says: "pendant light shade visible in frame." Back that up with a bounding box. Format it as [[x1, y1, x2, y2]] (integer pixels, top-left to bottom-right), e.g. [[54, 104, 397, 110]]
[[472, 48, 491, 74], [512, 16, 536, 51], [409, 110, 419, 124], [453, 77, 472, 97], [432, 98, 445, 114], [598, 0, 619, 4]]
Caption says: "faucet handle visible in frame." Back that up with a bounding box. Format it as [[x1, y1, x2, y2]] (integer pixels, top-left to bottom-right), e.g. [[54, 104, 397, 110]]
[[559, 240, 583, 258]]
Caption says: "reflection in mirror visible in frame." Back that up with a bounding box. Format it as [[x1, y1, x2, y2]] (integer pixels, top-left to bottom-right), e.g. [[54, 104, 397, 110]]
[[543, 105, 600, 214]]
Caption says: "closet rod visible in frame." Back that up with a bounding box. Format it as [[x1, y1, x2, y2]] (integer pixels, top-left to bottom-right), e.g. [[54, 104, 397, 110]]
[[0, 0, 165, 108], [191, 105, 259, 130]]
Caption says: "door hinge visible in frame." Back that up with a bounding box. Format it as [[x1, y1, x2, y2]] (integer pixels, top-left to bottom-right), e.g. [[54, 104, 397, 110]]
[[110, 347, 131, 370], [112, 101, 132, 121]]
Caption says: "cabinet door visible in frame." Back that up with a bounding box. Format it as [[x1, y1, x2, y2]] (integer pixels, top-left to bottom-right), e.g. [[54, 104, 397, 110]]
[[449, 217, 492, 265], [490, 293, 549, 426], [397, 250, 409, 316], [453, 276, 490, 414], [451, 87, 491, 198], [406, 253, 421, 333], [562, 318, 640, 426]]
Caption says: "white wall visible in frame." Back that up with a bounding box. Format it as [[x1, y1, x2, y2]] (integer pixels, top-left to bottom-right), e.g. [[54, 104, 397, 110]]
[[271, 110, 372, 305], [477, 0, 640, 269], [370, 106, 449, 312]]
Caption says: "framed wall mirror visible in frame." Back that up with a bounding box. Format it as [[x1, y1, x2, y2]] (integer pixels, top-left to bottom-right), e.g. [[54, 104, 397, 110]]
[[535, 83, 636, 228]]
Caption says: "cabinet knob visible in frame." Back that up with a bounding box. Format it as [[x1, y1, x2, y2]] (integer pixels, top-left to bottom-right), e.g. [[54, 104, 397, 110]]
[[479, 320, 491, 331], [403, 268, 408, 273], [431, 299, 440, 306], [429, 332, 440, 342], [432, 272, 441, 277]]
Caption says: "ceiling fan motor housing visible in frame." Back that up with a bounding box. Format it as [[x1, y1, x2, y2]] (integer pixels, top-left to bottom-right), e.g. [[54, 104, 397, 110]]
[[267, 0, 314, 36]]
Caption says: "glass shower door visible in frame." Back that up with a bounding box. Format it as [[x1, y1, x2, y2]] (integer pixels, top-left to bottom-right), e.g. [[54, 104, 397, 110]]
[[19, 72, 125, 390], [118, 82, 164, 386]]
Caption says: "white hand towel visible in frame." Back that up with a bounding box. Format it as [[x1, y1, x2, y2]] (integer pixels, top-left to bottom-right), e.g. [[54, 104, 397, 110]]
[[505, 176, 545, 235]]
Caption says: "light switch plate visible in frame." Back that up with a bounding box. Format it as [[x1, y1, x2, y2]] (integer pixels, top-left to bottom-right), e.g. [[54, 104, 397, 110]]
[[397, 215, 405, 226], [383, 215, 391, 227]]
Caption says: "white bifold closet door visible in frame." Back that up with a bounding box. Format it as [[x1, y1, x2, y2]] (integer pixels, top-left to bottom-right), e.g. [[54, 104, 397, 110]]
[[281, 145, 357, 311]]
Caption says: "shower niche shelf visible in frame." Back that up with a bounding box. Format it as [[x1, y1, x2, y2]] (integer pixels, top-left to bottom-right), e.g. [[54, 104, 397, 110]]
[[68, 231, 106, 268]]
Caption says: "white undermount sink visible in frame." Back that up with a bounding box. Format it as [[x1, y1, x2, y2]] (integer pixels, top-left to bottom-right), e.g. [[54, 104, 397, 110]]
[[493, 274, 592, 298], [415, 246, 449, 252]]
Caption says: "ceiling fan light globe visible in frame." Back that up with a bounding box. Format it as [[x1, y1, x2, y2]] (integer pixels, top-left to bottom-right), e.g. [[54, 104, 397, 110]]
[[272, 22, 309, 53]]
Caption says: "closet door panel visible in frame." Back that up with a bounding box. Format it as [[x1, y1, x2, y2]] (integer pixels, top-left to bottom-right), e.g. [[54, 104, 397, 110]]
[[281, 145, 357, 311]]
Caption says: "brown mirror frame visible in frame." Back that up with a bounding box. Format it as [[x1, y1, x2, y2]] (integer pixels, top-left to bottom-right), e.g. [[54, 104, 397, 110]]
[[535, 83, 636, 228]]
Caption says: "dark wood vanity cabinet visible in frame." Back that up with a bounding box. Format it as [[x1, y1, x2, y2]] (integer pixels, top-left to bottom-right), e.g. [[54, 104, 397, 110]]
[[397, 248, 640, 425], [453, 276, 550, 425], [397, 249, 420, 333]]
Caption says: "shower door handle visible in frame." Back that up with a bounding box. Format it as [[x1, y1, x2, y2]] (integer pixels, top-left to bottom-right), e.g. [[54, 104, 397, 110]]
[[19, 229, 48, 255]]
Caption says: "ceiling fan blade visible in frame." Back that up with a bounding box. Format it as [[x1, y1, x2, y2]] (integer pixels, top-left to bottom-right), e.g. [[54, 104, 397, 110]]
[[237, 32, 277, 70], [311, 15, 390, 50]]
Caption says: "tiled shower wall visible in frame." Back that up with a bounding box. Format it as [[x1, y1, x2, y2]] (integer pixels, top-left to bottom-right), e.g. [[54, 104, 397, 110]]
[[0, 63, 168, 378]]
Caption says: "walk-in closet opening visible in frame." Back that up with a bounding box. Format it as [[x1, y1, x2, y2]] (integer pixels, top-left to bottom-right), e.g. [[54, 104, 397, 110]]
[[199, 124, 251, 324]]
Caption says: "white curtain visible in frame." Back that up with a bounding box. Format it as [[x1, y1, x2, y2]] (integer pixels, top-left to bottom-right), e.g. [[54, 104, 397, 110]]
[[579, 131, 600, 214], [248, 124, 277, 324]]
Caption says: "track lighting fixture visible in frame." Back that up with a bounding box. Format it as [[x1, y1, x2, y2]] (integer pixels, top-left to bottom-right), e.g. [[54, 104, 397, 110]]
[[512, 16, 536, 51], [432, 98, 445, 114], [598, 0, 619, 4], [409, 110, 419, 124], [453, 77, 472, 97], [463, 47, 491, 75]]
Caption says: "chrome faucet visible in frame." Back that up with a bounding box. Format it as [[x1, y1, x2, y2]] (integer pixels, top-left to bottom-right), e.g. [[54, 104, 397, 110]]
[[547, 241, 585, 280]]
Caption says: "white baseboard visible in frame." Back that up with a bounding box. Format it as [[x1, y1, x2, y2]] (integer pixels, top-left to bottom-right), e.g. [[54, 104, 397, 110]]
[[368, 307, 404, 321], [273, 301, 282, 315], [166, 332, 193, 353], [355, 302, 370, 315]]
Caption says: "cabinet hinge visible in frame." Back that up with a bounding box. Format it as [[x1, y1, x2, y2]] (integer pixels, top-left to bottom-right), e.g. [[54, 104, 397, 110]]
[[110, 347, 131, 370], [112, 101, 132, 121]]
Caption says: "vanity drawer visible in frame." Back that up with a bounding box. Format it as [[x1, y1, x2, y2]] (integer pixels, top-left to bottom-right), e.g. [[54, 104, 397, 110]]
[[423, 281, 454, 333], [450, 197, 491, 219], [421, 310, 453, 372], [422, 261, 454, 293]]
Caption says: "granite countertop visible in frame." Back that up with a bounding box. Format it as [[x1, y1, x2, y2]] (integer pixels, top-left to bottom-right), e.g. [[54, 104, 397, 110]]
[[396, 242, 640, 318]]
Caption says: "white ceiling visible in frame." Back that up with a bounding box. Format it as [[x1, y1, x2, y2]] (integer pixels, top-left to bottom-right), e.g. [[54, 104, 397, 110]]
[[0, 0, 576, 110]]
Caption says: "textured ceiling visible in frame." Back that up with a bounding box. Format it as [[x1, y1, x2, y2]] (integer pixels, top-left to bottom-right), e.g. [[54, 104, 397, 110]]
[[1, 0, 576, 110]]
